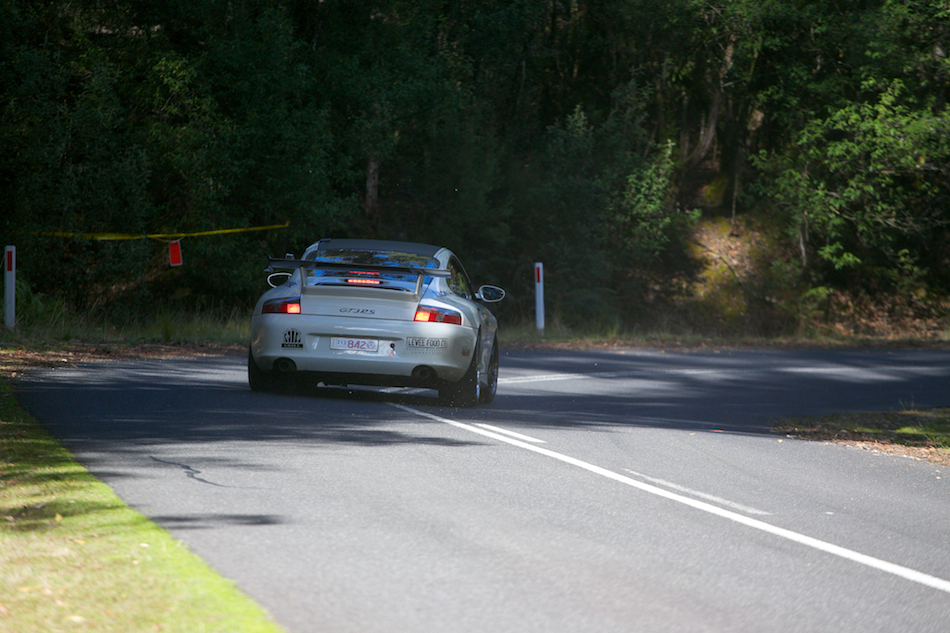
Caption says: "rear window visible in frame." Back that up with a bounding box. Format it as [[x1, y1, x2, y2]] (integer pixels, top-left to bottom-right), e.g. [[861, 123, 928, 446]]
[[307, 249, 439, 269], [304, 249, 439, 290]]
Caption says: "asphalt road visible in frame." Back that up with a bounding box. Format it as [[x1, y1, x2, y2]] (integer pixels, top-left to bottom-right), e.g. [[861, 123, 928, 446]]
[[15, 347, 950, 632]]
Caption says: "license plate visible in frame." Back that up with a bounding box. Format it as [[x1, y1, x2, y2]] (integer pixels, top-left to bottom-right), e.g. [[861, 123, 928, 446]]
[[330, 337, 379, 352]]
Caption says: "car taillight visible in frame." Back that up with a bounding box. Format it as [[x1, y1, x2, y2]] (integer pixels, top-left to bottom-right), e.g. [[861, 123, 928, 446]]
[[414, 306, 462, 325], [261, 297, 302, 314], [346, 271, 381, 285]]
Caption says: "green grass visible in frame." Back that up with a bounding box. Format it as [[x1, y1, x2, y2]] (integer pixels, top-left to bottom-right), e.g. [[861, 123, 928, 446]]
[[776, 409, 950, 447], [5, 297, 945, 353], [7, 302, 251, 348], [496, 319, 937, 351], [498, 319, 728, 348], [142, 307, 250, 346], [775, 409, 950, 465], [0, 381, 286, 633]]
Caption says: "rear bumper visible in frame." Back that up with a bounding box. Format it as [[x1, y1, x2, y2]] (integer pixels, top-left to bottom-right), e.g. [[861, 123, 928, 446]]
[[250, 313, 477, 384]]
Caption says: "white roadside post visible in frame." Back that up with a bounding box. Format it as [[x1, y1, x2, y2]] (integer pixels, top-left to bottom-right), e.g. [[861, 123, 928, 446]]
[[4, 246, 14, 330], [534, 262, 544, 337]]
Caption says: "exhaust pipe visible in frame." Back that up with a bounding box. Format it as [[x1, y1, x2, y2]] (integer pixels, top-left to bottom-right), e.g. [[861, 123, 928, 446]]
[[412, 366, 434, 381], [274, 358, 297, 373]]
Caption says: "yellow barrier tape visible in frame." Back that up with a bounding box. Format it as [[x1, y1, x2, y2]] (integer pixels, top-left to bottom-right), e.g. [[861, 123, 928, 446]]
[[38, 221, 290, 241]]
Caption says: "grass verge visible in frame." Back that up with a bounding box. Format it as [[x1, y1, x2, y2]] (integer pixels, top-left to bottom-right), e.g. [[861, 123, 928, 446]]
[[497, 320, 950, 351], [10, 306, 251, 348], [775, 408, 950, 467], [0, 381, 286, 633]]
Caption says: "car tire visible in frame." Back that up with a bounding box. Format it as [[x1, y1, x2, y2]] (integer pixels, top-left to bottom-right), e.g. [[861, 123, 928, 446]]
[[480, 342, 499, 404], [247, 347, 272, 392], [440, 339, 481, 407]]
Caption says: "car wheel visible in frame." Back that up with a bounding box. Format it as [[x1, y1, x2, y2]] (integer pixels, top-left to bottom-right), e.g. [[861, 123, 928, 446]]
[[440, 340, 481, 407], [480, 342, 499, 404], [247, 347, 272, 392]]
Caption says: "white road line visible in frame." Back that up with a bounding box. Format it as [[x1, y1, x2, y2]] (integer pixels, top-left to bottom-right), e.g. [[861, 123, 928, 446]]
[[473, 423, 546, 444], [499, 367, 755, 385], [623, 469, 772, 516], [390, 402, 950, 596], [499, 372, 590, 385]]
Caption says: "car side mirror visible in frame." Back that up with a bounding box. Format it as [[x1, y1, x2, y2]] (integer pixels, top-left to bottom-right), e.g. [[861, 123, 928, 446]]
[[267, 271, 292, 288], [475, 285, 506, 303]]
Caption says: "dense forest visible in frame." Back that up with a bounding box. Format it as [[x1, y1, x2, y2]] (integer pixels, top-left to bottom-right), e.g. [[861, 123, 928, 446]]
[[2, 1, 948, 336]]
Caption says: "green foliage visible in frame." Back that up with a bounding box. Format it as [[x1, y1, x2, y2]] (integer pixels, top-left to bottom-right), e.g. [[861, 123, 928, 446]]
[[1, 0, 949, 334], [416, 109, 510, 268], [610, 141, 679, 264], [0, 0, 349, 310], [508, 106, 616, 327], [754, 79, 950, 292]]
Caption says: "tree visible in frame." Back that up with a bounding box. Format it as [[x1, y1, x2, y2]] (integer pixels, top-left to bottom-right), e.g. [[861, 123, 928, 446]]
[[755, 80, 950, 292]]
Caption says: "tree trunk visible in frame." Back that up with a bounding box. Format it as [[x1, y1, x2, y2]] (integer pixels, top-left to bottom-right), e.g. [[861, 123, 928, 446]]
[[683, 37, 735, 170], [365, 157, 379, 220]]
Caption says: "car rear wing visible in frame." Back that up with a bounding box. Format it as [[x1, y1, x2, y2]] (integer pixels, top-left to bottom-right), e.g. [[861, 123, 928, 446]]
[[266, 258, 450, 299]]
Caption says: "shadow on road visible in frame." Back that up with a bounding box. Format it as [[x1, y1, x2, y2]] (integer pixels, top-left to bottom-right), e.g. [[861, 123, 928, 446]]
[[13, 348, 950, 457]]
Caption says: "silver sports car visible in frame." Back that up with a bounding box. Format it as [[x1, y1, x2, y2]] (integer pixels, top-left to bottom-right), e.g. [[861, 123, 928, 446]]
[[248, 238, 506, 406]]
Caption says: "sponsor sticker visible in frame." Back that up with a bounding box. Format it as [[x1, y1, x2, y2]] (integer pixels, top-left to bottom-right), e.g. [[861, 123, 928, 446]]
[[282, 329, 303, 349], [407, 337, 448, 349]]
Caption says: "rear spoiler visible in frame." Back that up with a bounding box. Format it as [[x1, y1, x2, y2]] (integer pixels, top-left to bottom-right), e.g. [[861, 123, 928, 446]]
[[266, 258, 450, 298]]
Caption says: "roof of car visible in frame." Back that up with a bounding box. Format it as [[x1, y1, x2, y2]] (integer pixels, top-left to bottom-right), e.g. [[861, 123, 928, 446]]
[[311, 238, 444, 258]]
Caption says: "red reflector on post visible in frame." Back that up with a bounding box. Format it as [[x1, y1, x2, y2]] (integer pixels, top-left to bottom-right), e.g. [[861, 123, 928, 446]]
[[169, 240, 183, 267]]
